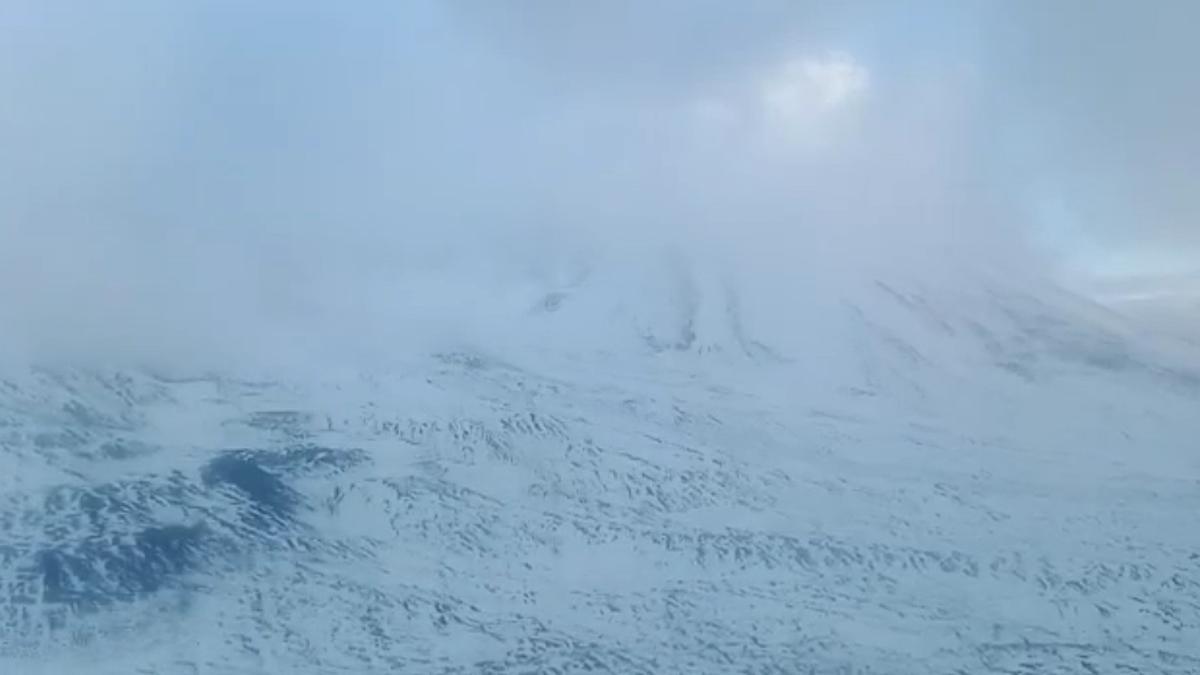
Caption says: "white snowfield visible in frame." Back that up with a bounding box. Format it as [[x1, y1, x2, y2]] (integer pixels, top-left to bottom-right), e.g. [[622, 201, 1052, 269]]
[[2, 267, 1198, 674]]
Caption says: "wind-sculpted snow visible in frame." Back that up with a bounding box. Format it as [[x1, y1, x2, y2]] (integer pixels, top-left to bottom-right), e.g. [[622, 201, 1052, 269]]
[[2, 280, 1199, 673]]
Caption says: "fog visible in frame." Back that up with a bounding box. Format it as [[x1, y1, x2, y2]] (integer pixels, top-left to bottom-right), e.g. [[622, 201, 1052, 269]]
[[2, 1, 1197, 371]]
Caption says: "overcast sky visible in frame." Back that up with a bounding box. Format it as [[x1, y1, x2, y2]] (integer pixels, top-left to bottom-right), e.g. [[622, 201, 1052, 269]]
[[2, 1, 1197, 368]]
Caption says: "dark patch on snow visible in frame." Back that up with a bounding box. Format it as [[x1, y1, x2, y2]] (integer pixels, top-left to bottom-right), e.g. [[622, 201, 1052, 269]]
[[34, 523, 208, 607], [224, 445, 368, 476], [202, 454, 299, 521]]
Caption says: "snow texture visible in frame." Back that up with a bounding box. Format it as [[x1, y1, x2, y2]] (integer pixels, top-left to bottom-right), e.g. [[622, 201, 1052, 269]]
[[2, 268, 1199, 674]]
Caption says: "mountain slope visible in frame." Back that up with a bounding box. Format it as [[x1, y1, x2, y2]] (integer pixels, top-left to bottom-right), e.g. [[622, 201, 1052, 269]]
[[2, 271, 1199, 674]]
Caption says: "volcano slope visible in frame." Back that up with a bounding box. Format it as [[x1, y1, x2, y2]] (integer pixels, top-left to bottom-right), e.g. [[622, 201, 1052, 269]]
[[2, 273, 1199, 674]]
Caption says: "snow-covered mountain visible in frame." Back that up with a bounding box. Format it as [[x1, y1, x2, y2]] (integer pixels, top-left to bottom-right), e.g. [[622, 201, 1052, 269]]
[[2, 264, 1198, 674]]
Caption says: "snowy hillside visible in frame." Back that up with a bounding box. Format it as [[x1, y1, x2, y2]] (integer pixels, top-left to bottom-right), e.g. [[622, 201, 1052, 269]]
[[2, 267, 1199, 674]]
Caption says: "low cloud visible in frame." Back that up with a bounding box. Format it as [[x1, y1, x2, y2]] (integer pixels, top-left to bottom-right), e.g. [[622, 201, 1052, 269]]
[[1, 1, 1191, 372]]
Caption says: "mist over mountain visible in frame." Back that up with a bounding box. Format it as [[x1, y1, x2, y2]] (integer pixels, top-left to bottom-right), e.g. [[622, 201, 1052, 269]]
[[3, 2, 1199, 673], [4, 255, 1199, 673]]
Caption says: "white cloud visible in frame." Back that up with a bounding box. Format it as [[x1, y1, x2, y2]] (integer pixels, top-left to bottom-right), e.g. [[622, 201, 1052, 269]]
[[759, 52, 868, 143], [686, 52, 869, 152]]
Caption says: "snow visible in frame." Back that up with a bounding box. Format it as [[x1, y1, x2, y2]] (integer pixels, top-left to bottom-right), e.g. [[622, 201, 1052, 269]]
[[2, 265, 1198, 673]]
